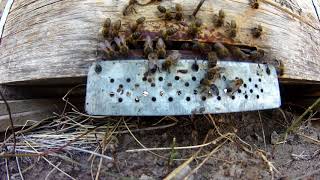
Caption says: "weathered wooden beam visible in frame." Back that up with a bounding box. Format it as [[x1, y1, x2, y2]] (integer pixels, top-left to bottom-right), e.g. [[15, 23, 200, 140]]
[[0, 0, 319, 85], [0, 99, 63, 132]]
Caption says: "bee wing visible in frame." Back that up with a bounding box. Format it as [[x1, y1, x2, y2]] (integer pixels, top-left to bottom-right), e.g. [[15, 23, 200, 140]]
[[98, 42, 107, 50], [113, 37, 121, 47]]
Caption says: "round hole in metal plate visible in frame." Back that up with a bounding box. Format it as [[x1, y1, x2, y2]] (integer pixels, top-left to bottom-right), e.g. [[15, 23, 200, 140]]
[[158, 76, 163, 81], [186, 97, 191, 101], [217, 96, 221, 101], [152, 97, 156, 102], [245, 95, 248, 99], [192, 76, 197, 81], [168, 97, 173, 102], [110, 78, 115, 83], [118, 98, 123, 102], [126, 78, 131, 83]]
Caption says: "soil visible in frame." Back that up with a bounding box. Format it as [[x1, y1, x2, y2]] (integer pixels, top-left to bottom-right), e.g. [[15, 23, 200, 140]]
[[1, 110, 319, 180]]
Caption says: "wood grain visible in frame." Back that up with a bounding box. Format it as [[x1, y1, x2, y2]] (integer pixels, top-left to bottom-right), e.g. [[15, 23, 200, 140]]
[[0, 99, 62, 132], [0, 0, 319, 85]]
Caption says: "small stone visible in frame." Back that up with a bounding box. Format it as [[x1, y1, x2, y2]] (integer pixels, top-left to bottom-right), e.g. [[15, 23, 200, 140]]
[[156, 159, 165, 167], [107, 162, 113, 168], [74, 166, 80, 171], [171, 165, 194, 180], [162, 133, 168, 140]]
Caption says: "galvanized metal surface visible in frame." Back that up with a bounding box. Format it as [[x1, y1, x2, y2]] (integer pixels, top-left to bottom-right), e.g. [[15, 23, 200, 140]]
[[86, 60, 281, 116]]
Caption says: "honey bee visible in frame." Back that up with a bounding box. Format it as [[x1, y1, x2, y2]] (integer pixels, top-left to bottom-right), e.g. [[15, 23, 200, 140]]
[[157, 5, 173, 20], [209, 84, 219, 96], [207, 51, 218, 68], [251, 25, 263, 38], [161, 27, 178, 39], [114, 35, 129, 56], [156, 38, 166, 58], [200, 78, 212, 87], [187, 19, 202, 37], [99, 40, 116, 59], [162, 50, 181, 72], [249, 0, 259, 9], [180, 42, 192, 50], [206, 67, 225, 81], [212, 9, 225, 27], [129, 17, 145, 32], [249, 48, 264, 60], [111, 20, 121, 37], [225, 20, 237, 38], [226, 79, 244, 95], [123, 0, 137, 16], [157, 5, 167, 13], [144, 35, 154, 56], [192, 41, 211, 54], [147, 52, 159, 74], [175, 3, 184, 21], [126, 31, 141, 46], [229, 46, 248, 60], [102, 18, 111, 38], [213, 42, 229, 58]]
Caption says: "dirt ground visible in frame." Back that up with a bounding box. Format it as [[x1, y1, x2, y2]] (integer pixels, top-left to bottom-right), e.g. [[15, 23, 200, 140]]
[[0, 108, 319, 180]]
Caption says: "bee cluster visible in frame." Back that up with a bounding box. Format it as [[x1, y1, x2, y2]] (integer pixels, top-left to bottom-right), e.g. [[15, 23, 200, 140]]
[[98, 0, 269, 98]]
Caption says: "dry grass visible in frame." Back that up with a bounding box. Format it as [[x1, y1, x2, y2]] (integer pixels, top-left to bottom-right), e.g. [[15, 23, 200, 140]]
[[1, 86, 319, 179]]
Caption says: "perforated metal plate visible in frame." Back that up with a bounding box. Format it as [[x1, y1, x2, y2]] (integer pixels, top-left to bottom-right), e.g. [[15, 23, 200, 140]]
[[85, 60, 281, 116]]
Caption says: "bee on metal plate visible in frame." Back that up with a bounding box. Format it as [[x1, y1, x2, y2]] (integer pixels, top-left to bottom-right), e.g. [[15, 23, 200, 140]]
[[147, 52, 159, 74], [212, 9, 225, 27], [206, 67, 225, 82], [207, 51, 218, 68], [162, 50, 181, 72], [226, 78, 244, 95]]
